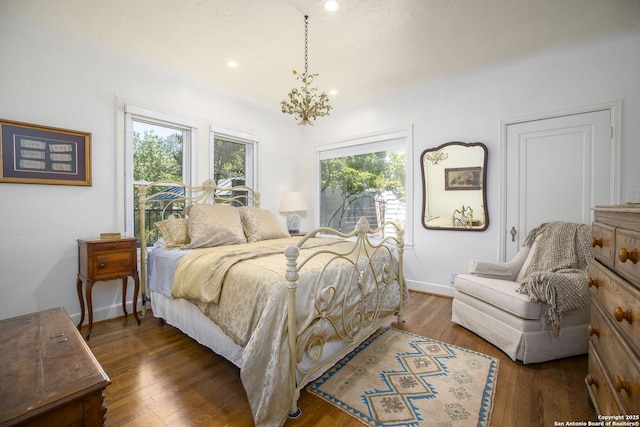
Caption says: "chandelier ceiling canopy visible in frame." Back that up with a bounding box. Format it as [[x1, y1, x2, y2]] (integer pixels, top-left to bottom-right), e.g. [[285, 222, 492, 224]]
[[280, 15, 332, 126]]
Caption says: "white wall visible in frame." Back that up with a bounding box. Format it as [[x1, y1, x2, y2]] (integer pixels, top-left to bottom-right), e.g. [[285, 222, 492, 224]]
[[0, 16, 305, 321], [304, 30, 640, 296], [1, 12, 638, 322]]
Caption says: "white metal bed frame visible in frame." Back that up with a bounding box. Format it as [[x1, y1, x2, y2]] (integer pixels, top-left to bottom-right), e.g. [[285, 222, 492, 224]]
[[137, 179, 406, 419]]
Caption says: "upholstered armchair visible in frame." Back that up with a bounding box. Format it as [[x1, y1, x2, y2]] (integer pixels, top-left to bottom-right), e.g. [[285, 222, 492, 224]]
[[451, 222, 592, 363]]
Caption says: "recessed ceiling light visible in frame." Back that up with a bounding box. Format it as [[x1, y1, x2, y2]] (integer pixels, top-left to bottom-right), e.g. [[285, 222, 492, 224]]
[[324, 1, 340, 12], [227, 60, 238, 68], [329, 89, 338, 96]]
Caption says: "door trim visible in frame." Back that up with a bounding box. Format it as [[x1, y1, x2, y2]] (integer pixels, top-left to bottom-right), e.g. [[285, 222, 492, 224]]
[[498, 100, 622, 261]]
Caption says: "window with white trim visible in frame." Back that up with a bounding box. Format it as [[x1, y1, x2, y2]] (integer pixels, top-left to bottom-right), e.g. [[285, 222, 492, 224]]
[[317, 129, 410, 239], [210, 126, 257, 194], [124, 105, 196, 244]]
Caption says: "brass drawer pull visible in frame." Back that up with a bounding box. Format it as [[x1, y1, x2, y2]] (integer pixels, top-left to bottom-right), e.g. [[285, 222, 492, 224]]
[[613, 376, 632, 394], [614, 306, 633, 324], [619, 247, 638, 264], [591, 237, 603, 248], [588, 325, 600, 337], [587, 277, 600, 288], [99, 263, 106, 268]]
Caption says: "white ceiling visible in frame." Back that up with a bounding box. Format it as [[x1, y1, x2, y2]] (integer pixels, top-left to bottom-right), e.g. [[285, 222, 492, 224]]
[[6, 0, 640, 108]]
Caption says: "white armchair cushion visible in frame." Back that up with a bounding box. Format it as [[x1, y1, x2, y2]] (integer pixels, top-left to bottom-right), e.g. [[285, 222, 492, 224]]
[[468, 259, 515, 279], [469, 244, 532, 281], [454, 274, 542, 319]]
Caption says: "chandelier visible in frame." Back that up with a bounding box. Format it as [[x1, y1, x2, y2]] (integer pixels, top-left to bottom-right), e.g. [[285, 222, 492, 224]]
[[281, 15, 332, 125], [424, 150, 449, 165]]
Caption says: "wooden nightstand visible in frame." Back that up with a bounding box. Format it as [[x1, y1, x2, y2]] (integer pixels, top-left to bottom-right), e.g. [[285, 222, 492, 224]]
[[76, 237, 141, 339], [0, 308, 110, 426]]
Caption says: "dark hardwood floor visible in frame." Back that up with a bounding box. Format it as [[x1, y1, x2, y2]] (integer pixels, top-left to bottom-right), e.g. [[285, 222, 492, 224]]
[[85, 291, 593, 426]]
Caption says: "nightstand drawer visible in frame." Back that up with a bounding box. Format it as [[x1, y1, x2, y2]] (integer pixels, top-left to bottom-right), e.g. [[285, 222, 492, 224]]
[[90, 251, 135, 279], [91, 240, 134, 253]]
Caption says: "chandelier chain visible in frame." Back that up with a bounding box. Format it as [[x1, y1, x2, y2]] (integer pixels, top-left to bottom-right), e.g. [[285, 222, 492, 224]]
[[304, 15, 309, 74], [280, 14, 332, 125]]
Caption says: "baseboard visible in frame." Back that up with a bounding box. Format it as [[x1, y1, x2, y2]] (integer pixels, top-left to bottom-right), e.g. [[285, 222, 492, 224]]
[[406, 279, 454, 297], [68, 300, 136, 325]]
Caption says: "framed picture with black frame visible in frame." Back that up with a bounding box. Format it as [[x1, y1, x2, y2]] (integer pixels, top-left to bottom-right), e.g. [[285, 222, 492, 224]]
[[0, 119, 91, 186]]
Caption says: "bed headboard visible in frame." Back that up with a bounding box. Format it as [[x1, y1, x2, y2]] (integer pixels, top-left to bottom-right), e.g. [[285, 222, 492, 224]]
[[137, 178, 260, 315]]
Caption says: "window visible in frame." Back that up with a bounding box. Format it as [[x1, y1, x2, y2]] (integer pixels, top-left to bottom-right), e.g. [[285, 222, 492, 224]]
[[210, 126, 257, 196], [124, 105, 196, 245], [317, 129, 411, 239]]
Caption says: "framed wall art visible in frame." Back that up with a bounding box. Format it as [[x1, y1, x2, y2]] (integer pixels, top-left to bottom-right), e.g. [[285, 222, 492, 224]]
[[444, 166, 482, 191], [0, 119, 91, 186]]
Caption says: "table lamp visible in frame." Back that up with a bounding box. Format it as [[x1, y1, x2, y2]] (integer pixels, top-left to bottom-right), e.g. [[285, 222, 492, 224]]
[[279, 192, 308, 234]]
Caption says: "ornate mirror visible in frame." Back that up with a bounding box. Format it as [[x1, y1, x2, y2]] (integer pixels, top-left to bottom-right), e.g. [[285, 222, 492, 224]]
[[420, 142, 488, 231]]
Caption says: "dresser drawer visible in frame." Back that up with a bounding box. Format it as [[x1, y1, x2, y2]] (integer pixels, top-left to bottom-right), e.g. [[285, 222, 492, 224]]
[[589, 259, 640, 356], [589, 303, 640, 413], [592, 222, 616, 269], [589, 301, 610, 356], [616, 228, 640, 285], [586, 341, 625, 416]]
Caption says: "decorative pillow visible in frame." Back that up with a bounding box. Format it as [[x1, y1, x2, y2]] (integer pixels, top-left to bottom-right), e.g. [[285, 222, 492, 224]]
[[238, 206, 290, 243], [153, 215, 189, 249], [186, 204, 247, 248]]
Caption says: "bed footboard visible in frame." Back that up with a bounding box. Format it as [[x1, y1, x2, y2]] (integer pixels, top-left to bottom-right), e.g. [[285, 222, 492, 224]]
[[138, 180, 405, 424], [284, 216, 406, 417]]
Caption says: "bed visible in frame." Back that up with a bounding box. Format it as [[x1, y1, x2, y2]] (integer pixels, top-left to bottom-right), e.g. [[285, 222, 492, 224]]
[[138, 179, 407, 427]]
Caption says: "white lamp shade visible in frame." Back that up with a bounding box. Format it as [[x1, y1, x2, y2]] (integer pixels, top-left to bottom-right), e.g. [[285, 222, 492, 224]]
[[279, 192, 308, 213]]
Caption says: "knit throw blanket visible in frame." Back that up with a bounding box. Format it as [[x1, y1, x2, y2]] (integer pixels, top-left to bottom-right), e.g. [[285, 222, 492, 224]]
[[517, 221, 591, 335]]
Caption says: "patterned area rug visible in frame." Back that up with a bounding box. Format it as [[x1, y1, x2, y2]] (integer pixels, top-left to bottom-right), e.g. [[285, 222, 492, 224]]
[[307, 327, 498, 427]]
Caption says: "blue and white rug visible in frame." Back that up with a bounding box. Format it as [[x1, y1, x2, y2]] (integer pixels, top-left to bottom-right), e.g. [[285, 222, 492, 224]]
[[307, 327, 498, 427]]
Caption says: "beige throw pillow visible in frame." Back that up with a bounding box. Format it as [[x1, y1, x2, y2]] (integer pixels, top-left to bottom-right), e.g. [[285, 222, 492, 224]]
[[154, 215, 190, 249], [187, 204, 247, 248], [238, 206, 290, 243]]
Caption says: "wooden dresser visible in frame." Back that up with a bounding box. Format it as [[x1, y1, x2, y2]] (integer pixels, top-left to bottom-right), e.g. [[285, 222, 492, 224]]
[[0, 307, 110, 426], [586, 205, 640, 416]]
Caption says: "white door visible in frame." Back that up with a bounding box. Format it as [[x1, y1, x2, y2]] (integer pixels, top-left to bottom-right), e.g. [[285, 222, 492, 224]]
[[503, 109, 616, 260]]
